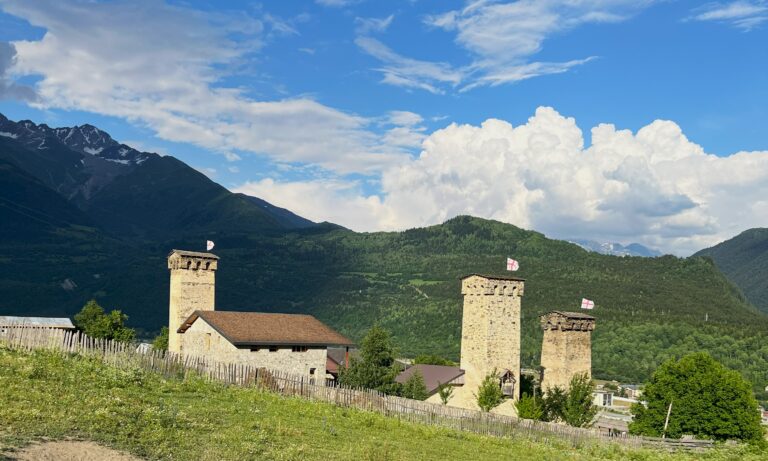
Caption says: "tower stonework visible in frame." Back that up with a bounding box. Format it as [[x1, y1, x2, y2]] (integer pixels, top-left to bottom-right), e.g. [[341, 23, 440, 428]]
[[459, 274, 525, 401], [167, 249, 219, 353], [539, 311, 595, 392]]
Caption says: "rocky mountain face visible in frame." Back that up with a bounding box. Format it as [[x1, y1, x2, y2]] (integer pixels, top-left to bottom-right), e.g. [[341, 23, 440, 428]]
[[0, 112, 314, 239]]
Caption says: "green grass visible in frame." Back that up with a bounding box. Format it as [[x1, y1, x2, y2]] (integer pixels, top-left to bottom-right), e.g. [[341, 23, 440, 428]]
[[1, 347, 766, 461]]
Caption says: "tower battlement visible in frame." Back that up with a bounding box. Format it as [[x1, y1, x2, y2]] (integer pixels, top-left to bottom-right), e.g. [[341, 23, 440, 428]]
[[461, 274, 525, 297], [167, 250, 219, 271]]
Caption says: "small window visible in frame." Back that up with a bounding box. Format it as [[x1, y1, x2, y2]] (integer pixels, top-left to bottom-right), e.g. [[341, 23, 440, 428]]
[[250, 347, 260, 352], [269, 346, 278, 352], [309, 368, 316, 375], [292, 346, 308, 352]]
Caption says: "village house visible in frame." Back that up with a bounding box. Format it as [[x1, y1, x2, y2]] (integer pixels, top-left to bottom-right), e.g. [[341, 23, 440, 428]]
[[0, 316, 75, 335], [167, 249, 353, 379]]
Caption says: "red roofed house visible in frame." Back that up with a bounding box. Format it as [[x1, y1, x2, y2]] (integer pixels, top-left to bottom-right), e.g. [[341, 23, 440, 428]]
[[168, 249, 353, 380]]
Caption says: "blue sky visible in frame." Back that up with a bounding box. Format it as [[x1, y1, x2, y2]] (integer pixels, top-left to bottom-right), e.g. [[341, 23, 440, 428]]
[[0, 0, 767, 254]]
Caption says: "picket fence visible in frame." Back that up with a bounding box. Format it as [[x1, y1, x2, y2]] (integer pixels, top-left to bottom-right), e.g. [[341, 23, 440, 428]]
[[0, 327, 714, 452]]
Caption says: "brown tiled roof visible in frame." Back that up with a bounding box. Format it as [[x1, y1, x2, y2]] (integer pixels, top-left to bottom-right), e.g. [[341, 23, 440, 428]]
[[461, 273, 525, 282], [178, 311, 354, 347], [396, 364, 465, 395]]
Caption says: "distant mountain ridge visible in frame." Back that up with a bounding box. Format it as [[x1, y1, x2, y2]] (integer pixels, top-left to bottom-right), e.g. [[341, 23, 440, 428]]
[[0, 112, 315, 238], [569, 239, 662, 257], [694, 228, 768, 314]]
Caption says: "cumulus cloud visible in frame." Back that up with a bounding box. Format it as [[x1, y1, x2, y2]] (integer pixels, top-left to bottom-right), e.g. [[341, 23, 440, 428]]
[[0, 41, 37, 101], [358, 0, 653, 92], [0, 0, 409, 173], [237, 107, 768, 255], [687, 1, 768, 30]]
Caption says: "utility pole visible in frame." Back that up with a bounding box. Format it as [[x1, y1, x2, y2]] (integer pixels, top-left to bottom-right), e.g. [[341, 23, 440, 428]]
[[662, 399, 673, 439]]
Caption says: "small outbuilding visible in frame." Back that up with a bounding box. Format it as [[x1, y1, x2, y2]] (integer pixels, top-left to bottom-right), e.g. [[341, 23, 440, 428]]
[[0, 316, 75, 334]]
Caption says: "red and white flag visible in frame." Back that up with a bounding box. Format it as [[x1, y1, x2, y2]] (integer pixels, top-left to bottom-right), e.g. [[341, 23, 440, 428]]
[[206, 240, 215, 251], [580, 298, 595, 310], [506, 258, 520, 271]]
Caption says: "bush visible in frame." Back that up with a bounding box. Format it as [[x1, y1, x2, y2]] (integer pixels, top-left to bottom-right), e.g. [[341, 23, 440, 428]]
[[630, 353, 764, 442], [402, 370, 428, 400], [475, 369, 504, 412], [515, 393, 544, 420], [561, 373, 597, 428], [152, 326, 169, 351], [437, 382, 454, 405]]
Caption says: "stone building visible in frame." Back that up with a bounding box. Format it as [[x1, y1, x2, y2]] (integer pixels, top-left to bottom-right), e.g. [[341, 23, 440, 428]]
[[445, 274, 525, 412], [177, 310, 353, 379], [167, 249, 353, 378], [539, 311, 595, 392]]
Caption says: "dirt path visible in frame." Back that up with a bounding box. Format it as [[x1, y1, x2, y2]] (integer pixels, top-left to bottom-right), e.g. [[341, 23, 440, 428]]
[[5, 441, 142, 461]]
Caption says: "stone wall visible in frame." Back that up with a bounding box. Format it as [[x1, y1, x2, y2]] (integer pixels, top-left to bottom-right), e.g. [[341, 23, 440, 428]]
[[540, 312, 594, 392], [167, 251, 217, 353], [181, 317, 327, 379]]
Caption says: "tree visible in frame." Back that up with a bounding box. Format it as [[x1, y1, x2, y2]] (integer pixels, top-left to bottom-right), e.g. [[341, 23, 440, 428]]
[[630, 353, 763, 442], [437, 382, 453, 405], [338, 326, 402, 395], [476, 369, 504, 412], [561, 373, 598, 428], [413, 354, 455, 366], [515, 393, 544, 420], [542, 386, 567, 422], [402, 370, 428, 400], [152, 326, 169, 351], [73, 300, 135, 342]]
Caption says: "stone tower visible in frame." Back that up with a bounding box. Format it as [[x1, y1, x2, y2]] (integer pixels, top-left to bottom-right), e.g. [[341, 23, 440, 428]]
[[167, 249, 219, 353], [539, 311, 595, 392], [459, 274, 525, 401]]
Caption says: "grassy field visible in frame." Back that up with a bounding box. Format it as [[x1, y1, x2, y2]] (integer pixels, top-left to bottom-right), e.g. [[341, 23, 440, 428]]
[[1, 347, 766, 460]]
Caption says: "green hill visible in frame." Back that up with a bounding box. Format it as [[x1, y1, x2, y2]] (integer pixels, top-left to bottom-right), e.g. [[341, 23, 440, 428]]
[[2, 347, 763, 460], [694, 228, 768, 314]]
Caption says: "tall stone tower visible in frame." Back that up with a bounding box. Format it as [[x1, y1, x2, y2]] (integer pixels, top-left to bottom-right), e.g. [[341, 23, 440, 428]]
[[539, 311, 595, 392], [459, 274, 525, 401], [167, 249, 219, 353]]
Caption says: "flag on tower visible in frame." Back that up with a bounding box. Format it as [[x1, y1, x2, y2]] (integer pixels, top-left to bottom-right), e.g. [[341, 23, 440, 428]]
[[580, 298, 595, 310], [506, 258, 519, 271], [206, 240, 215, 251]]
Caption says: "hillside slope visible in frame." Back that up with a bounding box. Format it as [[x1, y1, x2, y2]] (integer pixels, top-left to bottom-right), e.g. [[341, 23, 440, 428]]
[[694, 228, 768, 314]]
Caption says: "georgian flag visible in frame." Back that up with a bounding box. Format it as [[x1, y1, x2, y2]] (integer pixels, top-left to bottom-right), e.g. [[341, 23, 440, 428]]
[[581, 298, 595, 310], [506, 258, 520, 271], [206, 240, 215, 251]]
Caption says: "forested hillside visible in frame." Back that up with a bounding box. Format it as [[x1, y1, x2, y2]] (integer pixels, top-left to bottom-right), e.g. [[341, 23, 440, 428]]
[[694, 228, 768, 314], [2, 113, 768, 402]]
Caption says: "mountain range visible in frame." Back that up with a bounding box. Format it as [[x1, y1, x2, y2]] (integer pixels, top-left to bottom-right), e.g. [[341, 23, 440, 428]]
[[1, 113, 767, 401], [569, 239, 662, 257]]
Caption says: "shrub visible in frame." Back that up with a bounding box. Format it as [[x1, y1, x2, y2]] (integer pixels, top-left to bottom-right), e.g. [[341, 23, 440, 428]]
[[561, 373, 597, 428], [402, 370, 428, 400], [437, 382, 454, 405], [475, 369, 504, 412], [515, 393, 544, 420], [74, 299, 135, 342]]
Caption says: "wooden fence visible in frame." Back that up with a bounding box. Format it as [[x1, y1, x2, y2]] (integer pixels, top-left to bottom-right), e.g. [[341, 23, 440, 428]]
[[0, 327, 714, 451]]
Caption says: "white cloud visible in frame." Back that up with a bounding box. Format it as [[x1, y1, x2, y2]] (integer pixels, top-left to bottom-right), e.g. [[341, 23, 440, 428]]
[[687, 1, 768, 30], [355, 36, 464, 94], [0, 41, 37, 101], [358, 0, 654, 92], [237, 107, 768, 255], [355, 15, 394, 34], [0, 0, 408, 173]]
